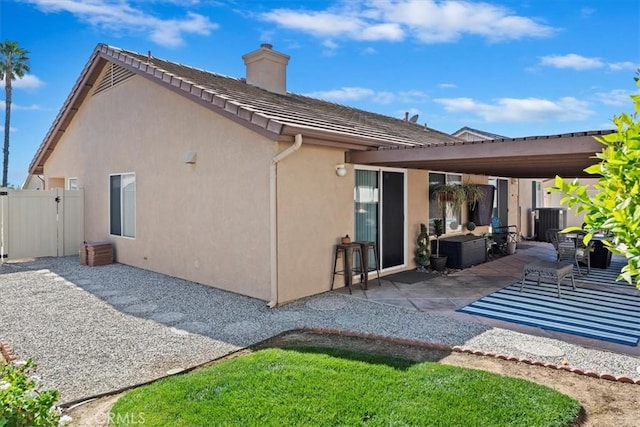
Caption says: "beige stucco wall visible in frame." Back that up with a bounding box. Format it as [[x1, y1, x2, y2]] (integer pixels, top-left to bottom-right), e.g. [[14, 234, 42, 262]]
[[507, 178, 520, 235], [407, 169, 428, 267], [542, 177, 598, 228], [275, 144, 353, 303], [277, 161, 433, 302], [42, 72, 275, 300]]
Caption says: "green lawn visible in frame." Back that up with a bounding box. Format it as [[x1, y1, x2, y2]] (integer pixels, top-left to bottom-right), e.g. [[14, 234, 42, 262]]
[[111, 347, 581, 426]]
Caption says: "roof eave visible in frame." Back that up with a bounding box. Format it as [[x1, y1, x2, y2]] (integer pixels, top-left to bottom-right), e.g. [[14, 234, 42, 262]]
[[347, 131, 614, 178], [29, 47, 107, 174]]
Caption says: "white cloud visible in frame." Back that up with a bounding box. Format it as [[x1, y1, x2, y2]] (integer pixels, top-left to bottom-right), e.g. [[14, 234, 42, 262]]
[[539, 54, 604, 70], [0, 101, 41, 111], [580, 7, 595, 18], [378, 0, 555, 43], [438, 83, 457, 89], [260, 0, 555, 46], [539, 54, 638, 72], [305, 86, 428, 104], [608, 61, 638, 71], [0, 74, 44, 90], [434, 96, 593, 122], [361, 47, 377, 55], [594, 89, 635, 107], [306, 87, 375, 102], [24, 0, 217, 47]]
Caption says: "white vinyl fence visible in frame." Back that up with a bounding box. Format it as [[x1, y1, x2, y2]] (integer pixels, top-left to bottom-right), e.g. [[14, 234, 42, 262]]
[[0, 189, 84, 260]]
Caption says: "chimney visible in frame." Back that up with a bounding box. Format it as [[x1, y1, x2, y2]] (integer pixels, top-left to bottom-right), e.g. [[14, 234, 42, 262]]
[[242, 43, 290, 95]]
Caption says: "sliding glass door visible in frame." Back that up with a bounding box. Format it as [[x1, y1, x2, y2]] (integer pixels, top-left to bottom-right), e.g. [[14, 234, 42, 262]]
[[354, 168, 405, 270]]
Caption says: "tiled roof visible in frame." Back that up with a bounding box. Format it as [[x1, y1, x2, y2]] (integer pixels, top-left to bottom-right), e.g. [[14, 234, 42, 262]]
[[29, 43, 461, 174], [118, 46, 460, 147]]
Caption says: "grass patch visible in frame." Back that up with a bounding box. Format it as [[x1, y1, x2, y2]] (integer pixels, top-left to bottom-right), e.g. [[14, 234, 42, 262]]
[[111, 346, 581, 426]]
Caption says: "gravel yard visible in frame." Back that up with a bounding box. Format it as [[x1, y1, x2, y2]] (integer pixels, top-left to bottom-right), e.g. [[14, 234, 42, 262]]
[[1, 256, 639, 404]]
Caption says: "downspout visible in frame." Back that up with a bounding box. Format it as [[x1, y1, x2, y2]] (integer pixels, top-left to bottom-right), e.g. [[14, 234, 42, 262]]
[[267, 133, 303, 308]]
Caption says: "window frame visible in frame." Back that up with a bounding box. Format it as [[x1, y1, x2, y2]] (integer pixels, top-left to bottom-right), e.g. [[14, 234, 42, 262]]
[[109, 172, 136, 239], [67, 177, 78, 190], [428, 171, 463, 234]]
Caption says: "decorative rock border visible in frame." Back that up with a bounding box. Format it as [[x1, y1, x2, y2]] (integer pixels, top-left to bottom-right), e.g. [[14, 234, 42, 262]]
[[0, 341, 16, 364], [302, 327, 640, 385]]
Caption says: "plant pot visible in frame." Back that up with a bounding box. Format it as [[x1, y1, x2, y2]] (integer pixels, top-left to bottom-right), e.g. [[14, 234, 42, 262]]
[[415, 256, 429, 268], [430, 255, 447, 272], [506, 242, 517, 255]]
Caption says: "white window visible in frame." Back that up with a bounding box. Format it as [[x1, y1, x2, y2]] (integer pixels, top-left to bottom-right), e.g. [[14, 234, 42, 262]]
[[67, 178, 78, 190], [110, 173, 136, 238], [429, 172, 462, 233]]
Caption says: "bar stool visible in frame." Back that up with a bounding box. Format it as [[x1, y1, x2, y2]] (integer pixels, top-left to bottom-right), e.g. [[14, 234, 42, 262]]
[[331, 243, 365, 294], [354, 241, 381, 289]]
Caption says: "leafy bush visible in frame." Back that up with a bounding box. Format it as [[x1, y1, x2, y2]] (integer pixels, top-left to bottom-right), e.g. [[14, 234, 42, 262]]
[[553, 77, 640, 287], [0, 358, 70, 427]]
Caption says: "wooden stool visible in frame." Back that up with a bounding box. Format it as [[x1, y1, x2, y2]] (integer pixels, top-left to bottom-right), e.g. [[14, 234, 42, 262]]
[[520, 261, 575, 298], [331, 243, 365, 294], [354, 241, 381, 289]]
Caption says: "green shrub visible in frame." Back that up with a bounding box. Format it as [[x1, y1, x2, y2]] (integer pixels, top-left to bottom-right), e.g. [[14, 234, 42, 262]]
[[0, 358, 69, 427], [553, 77, 640, 287]]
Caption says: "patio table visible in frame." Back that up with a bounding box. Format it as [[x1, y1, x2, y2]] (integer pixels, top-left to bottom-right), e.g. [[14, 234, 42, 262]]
[[520, 261, 575, 298]]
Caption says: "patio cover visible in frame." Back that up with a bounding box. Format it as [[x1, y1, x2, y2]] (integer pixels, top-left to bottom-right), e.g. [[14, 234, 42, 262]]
[[346, 130, 614, 179]]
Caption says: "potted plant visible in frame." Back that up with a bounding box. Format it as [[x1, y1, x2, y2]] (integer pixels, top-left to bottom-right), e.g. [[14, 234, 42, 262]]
[[432, 182, 484, 222], [431, 182, 485, 234], [462, 183, 483, 211], [430, 218, 447, 271], [414, 223, 431, 270], [431, 183, 467, 216]]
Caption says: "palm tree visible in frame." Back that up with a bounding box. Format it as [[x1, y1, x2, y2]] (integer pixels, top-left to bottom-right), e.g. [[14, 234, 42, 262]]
[[0, 40, 30, 188]]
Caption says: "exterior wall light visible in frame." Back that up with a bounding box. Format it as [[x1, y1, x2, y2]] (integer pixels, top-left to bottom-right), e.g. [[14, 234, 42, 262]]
[[335, 164, 347, 177], [184, 151, 197, 164]]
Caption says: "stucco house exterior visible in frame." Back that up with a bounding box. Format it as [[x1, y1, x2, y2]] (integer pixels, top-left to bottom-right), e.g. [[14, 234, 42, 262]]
[[452, 127, 543, 239], [28, 43, 608, 305], [452, 127, 603, 231]]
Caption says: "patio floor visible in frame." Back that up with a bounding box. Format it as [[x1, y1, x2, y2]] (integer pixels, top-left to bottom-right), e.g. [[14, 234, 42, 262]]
[[334, 240, 640, 358]]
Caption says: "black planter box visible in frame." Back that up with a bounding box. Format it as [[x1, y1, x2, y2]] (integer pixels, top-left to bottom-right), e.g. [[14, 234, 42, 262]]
[[432, 235, 487, 269]]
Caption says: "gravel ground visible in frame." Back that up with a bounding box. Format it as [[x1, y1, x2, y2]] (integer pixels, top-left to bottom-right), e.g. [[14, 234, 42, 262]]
[[1, 256, 639, 404]]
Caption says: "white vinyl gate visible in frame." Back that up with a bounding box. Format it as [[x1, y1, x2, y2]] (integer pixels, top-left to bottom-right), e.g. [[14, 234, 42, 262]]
[[0, 189, 84, 260]]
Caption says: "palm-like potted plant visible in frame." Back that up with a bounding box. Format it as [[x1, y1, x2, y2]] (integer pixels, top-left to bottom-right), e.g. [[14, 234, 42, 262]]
[[432, 182, 483, 217], [432, 183, 467, 216], [430, 218, 447, 271], [463, 183, 483, 212], [432, 182, 484, 231]]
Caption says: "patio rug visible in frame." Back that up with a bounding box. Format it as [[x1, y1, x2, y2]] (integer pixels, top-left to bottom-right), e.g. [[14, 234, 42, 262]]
[[457, 281, 640, 346], [383, 270, 438, 284], [574, 257, 630, 287]]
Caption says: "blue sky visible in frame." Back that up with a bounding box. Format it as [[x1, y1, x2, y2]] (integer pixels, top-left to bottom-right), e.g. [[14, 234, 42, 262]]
[[1, 0, 638, 186]]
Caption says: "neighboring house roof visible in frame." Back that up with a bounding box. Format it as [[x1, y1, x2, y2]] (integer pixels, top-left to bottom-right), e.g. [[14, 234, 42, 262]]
[[29, 44, 460, 175], [452, 126, 508, 140]]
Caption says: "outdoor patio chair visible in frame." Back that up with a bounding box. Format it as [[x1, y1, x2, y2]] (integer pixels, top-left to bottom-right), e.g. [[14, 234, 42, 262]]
[[549, 229, 592, 276], [546, 228, 561, 248], [489, 217, 518, 255]]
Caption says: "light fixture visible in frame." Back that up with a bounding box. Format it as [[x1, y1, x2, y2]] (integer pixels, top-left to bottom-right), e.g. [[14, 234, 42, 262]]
[[183, 151, 197, 164], [335, 164, 347, 177]]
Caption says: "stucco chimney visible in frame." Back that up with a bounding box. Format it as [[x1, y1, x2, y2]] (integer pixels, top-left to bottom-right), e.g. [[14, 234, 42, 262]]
[[242, 43, 290, 95]]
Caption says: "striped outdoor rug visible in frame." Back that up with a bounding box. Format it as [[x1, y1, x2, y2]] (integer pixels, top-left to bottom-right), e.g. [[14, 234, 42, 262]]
[[574, 257, 631, 287], [457, 281, 640, 346]]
